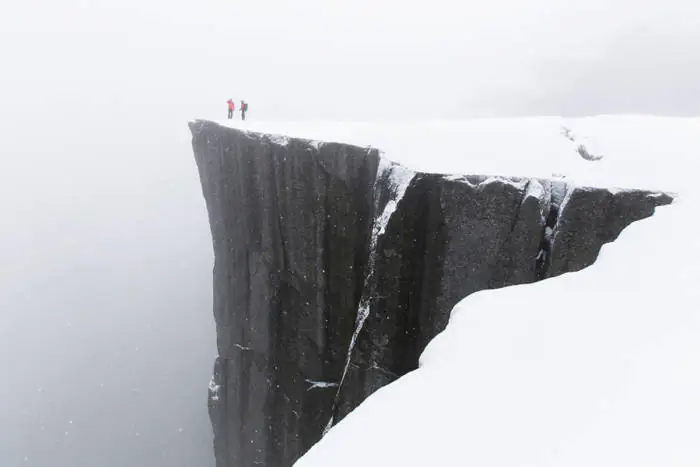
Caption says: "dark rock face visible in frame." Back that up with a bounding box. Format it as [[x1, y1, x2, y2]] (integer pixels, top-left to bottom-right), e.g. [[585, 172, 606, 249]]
[[190, 120, 672, 467], [192, 122, 378, 466], [547, 188, 673, 276], [333, 175, 554, 419]]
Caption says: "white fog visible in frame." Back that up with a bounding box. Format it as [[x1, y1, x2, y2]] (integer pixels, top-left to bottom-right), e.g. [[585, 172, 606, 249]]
[[0, 0, 698, 466]]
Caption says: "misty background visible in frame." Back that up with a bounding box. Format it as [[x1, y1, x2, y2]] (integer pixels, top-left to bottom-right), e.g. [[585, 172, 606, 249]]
[[0, 1, 698, 466]]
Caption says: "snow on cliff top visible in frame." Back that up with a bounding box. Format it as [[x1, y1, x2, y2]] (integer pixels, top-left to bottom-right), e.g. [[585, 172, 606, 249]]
[[196, 116, 700, 466], [201, 116, 700, 195]]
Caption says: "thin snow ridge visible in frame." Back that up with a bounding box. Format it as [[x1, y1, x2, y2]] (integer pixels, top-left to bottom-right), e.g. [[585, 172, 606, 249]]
[[373, 156, 415, 239], [266, 134, 290, 146], [270, 134, 326, 150], [550, 181, 576, 248], [324, 154, 415, 435], [322, 416, 335, 437], [305, 379, 340, 391], [442, 174, 480, 188], [443, 174, 530, 191], [326, 301, 370, 435], [574, 186, 674, 201], [443, 174, 468, 183], [478, 176, 529, 191], [307, 139, 325, 150]]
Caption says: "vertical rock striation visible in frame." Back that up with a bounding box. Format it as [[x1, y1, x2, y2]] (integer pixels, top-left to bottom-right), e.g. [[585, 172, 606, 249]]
[[190, 120, 672, 467]]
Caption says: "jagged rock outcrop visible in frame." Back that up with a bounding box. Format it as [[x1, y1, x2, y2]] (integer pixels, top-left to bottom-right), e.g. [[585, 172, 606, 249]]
[[190, 120, 673, 467]]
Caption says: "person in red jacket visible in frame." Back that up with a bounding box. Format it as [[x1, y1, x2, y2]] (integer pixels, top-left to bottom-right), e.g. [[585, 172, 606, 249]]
[[227, 99, 235, 119]]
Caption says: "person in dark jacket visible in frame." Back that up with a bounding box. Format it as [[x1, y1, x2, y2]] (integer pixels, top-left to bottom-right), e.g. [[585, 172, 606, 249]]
[[240, 100, 248, 121], [227, 99, 235, 119]]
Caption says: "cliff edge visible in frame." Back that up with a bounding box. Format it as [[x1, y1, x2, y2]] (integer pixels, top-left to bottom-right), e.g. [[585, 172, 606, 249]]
[[190, 119, 672, 467]]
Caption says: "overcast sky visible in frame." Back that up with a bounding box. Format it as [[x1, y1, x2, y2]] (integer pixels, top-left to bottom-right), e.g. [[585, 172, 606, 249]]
[[0, 1, 698, 466], [2, 0, 699, 122]]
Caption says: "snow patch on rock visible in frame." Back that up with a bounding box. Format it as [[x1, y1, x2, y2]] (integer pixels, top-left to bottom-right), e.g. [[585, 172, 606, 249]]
[[208, 375, 221, 402], [374, 156, 415, 238], [305, 380, 340, 391]]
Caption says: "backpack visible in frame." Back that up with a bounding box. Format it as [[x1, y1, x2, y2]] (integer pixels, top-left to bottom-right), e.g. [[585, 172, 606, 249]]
[[243, 102, 249, 112]]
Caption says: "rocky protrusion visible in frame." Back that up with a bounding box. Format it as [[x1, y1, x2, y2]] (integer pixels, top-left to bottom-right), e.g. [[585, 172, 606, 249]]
[[190, 120, 672, 467]]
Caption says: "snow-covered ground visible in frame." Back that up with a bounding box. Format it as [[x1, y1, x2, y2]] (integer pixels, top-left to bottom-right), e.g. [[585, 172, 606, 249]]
[[205, 116, 699, 193], [204, 116, 700, 466], [297, 201, 700, 467]]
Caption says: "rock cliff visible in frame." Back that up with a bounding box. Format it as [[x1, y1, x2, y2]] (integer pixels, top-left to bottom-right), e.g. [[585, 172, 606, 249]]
[[190, 120, 672, 467]]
